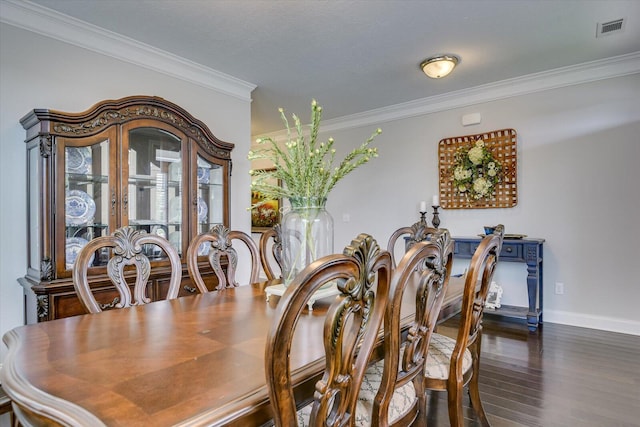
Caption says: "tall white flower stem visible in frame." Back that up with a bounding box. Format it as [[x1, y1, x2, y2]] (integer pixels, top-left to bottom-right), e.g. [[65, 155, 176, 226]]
[[248, 99, 381, 209]]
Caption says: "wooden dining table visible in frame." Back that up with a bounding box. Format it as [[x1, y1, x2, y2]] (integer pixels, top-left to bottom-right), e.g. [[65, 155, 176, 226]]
[[1, 278, 465, 426]]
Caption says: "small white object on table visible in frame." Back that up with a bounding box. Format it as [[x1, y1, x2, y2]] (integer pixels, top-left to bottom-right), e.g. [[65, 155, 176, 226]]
[[265, 283, 341, 311]]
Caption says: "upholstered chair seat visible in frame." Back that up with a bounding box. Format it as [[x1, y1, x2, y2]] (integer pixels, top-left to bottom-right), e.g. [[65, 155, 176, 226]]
[[424, 333, 473, 380], [356, 354, 418, 425], [294, 354, 418, 426]]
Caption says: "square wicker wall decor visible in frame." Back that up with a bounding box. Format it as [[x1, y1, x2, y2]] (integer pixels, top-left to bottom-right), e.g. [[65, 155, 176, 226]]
[[438, 128, 517, 209]]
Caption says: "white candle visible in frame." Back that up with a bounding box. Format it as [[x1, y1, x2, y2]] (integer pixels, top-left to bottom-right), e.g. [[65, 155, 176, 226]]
[[419, 201, 427, 212], [432, 195, 439, 207]]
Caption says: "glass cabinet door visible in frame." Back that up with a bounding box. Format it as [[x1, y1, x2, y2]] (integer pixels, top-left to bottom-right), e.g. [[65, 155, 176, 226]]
[[196, 155, 224, 230], [124, 126, 184, 257], [63, 137, 111, 271], [193, 155, 225, 256]]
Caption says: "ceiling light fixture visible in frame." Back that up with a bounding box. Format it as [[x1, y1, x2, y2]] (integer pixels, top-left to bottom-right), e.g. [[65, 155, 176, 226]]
[[420, 54, 460, 79]]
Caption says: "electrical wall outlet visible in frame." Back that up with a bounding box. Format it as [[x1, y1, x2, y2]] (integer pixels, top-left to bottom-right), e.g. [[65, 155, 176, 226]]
[[555, 282, 564, 295]]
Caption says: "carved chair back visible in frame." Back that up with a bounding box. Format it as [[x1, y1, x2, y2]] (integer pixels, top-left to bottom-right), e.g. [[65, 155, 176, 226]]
[[423, 224, 504, 427], [186, 224, 260, 292], [457, 224, 504, 361], [72, 226, 182, 314], [259, 224, 283, 281], [265, 234, 392, 426], [386, 221, 440, 267], [369, 228, 454, 426]]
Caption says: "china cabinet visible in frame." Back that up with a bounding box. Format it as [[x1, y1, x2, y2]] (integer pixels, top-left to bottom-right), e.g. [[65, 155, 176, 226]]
[[19, 96, 233, 323]]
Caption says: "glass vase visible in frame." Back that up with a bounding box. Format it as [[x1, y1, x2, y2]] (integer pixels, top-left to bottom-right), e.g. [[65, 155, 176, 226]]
[[281, 197, 334, 286]]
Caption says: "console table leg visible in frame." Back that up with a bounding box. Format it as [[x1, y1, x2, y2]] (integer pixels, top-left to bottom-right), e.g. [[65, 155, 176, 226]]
[[526, 262, 540, 331]]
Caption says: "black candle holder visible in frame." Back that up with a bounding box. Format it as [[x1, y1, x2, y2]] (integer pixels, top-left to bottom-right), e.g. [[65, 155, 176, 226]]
[[431, 206, 441, 229], [419, 211, 428, 224]]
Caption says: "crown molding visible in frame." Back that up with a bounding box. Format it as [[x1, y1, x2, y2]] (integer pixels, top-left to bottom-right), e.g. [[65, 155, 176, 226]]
[[0, 0, 256, 102], [260, 51, 640, 140], [3, 0, 638, 135]]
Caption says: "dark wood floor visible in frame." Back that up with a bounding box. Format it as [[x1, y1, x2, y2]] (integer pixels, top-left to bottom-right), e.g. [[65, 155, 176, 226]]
[[426, 316, 640, 427]]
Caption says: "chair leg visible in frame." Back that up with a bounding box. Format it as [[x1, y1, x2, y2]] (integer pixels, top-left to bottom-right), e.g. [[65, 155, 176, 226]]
[[413, 377, 428, 427], [446, 382, 464, 427], [468, 339, 490, 427], [468, 373, 489, 426], [425, 389, 441, 418]]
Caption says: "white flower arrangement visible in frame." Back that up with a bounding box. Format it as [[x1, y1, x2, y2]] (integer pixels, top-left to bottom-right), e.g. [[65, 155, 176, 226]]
[[248, 100, 381, 207], [451, 138, 502, 200]]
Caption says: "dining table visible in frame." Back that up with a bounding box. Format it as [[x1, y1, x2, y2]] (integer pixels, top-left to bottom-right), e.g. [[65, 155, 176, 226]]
[[1, 277, 465, 426]]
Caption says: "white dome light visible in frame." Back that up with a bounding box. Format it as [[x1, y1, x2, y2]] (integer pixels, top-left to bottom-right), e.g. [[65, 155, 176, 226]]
[[420, 55, 460, 79]]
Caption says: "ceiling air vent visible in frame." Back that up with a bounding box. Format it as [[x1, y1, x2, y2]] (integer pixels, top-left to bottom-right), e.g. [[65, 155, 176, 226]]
[[596, 18, 625, 37]]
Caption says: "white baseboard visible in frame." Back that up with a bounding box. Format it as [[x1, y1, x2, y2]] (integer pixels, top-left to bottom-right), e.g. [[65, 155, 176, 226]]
[[544, 310, 640, 336]]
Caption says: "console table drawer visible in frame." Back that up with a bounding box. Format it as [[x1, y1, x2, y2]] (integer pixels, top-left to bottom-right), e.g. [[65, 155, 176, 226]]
[[454, 240, 522, 260], [454, 241, 480, 257], [500, 242, 522, 259]]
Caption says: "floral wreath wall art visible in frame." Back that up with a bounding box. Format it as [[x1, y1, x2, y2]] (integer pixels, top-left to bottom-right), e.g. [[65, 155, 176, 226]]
[[438, 129, 517, 209]]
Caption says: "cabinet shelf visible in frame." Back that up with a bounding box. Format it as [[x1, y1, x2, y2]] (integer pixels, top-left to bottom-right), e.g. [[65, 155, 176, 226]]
[[66, 173, 109, 184], [129, 174, 182, 187], [66, 223, 108, 228], [199, 182, 223, 189], [65, 224, 109, 240]]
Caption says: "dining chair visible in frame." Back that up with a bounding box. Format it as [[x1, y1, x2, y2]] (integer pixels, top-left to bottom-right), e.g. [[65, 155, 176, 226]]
[[72, 226, 182, 314], [265, 233, 393, 426], [422, 224, 505, 427], [386, 221, 439, 267], [259, 224, 283, 280], [360, 228, 454, 426], [186, 224, 260, 292]]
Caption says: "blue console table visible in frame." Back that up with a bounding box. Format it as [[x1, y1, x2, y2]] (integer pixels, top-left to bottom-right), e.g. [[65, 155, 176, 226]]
[[453, 236, 545, 331]]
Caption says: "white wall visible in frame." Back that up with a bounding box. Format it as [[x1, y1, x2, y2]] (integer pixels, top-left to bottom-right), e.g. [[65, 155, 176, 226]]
[[306, 74, 639, 335], [1, 19, 638, 375], [0, 23, 254, 363]]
